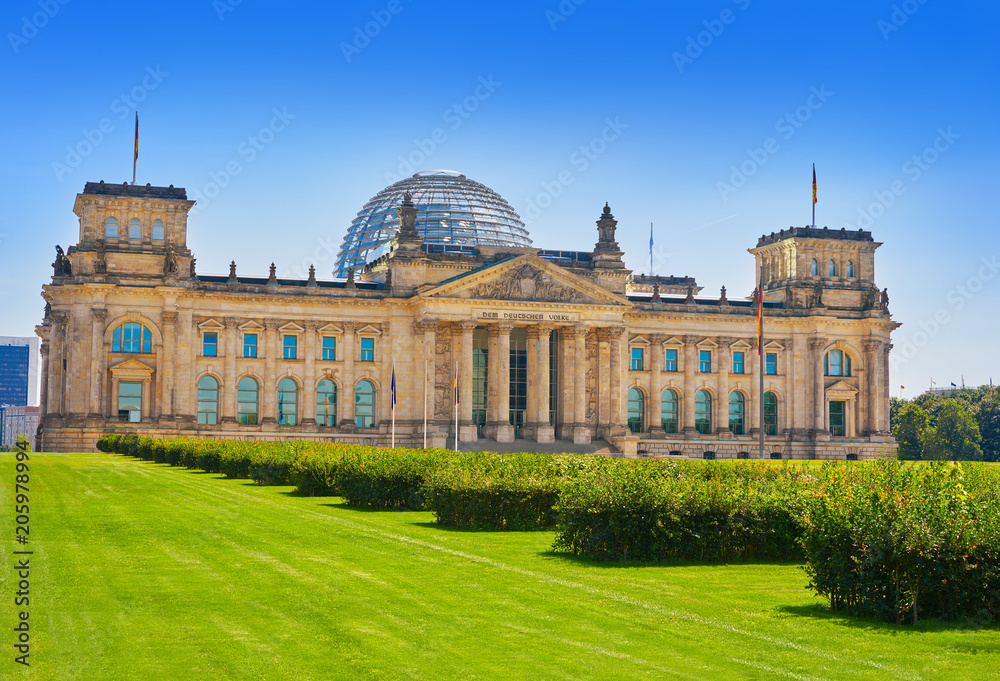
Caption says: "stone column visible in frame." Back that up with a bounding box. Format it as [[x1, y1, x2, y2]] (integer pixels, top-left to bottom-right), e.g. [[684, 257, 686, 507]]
[[494, 322, 515, 442], [536, 325, 554, 443], [607, 325, 626, 432], [261, 320, 279, 425], [38, 343, 50, 423], [48, 313, 66, 418], [525, 326, 540, 436], [457, 321, 477, 442], [141, 376, 152, 422], [89, 309, 107, 418], [486, 324, 501, 427], [649, 335, 664, 432], [682, 335, 698, 437], [340, 322, 357, 427], [810, 338, 827, 437], [861, 339, 880, 436], [571, 324, 590, 444], [222, 317, 240, 424], [159, 310, 177, 421], [716, 337, 731, 436], [302, 321, 319, 426], [880, 343, 892, 435]]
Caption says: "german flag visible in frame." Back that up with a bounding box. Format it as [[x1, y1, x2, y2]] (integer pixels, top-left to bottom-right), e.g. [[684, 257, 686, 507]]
[[812, 164, 817, 205]]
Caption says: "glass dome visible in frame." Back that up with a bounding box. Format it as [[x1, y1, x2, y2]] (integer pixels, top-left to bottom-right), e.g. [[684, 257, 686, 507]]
[[334, 170, 531, 277]]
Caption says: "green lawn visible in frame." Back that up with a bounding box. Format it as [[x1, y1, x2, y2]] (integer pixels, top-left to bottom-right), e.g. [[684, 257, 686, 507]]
[[3, 453, 998, 680]]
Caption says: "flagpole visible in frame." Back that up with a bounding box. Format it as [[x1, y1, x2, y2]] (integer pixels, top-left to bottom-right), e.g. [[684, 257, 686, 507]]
[[391, 360, 396, 449], [649, 222, 653, 276], [132, 112, 138, 185], [811, 163, 816, 229], [758, 265, 764, 460], [454, 361, 459, 453], [423, 357, 427, 449]]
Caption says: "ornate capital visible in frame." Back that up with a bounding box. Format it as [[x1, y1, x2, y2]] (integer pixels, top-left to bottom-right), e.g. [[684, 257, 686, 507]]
[[525, 326, 540, 341], [808, 338, 827, 351], [716, 336, 733, 348], [39, 343, 50, 357], [496, 321, 515, 334], [160, 310, 178, 324], [90, 308, 107, 322], [263, 319, 280, 331], [570, 324, 590, 340], [341, 321, 358, 333], [224, 317, 241, 329], [457, 320, 477, 333], [650, 333, 667, 345], [683, 334, 699, 347], [862, 339, 881, 353], [413, 319, 437, 335], [303, 320, 320, 332]]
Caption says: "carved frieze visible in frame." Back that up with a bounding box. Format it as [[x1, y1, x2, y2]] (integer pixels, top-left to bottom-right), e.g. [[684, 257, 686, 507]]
[[467, 264, 589, 303]]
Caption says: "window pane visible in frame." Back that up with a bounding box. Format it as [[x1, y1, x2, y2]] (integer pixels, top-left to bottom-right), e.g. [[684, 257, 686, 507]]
[[355, 380, 375, 427], [197, 376, 219, 425], [360, 338, 374, 362], [765, 352, 777, 375], [829, 259, 836, 276], [283, 335, 297, 359], [695, 390, 712, 434], [317, 379, 337, 426], [732, 351, 744, 374], [627, 388, 644, 433], [322, 337, 336, 360], [118, 381, 142, 422], [244, 334, 257, 358], [630, 348, 643, 371], [665, 349, 677, 372], [829, 400, 845, 436], [699, 350, 711, 373], [277, 378, 298, 426], [728, 391, 745, 435], [237, 377, 259, 425], [129, 218, 141, 240], [661, 389, 678, 434], [105, 217, 118, 238], [152, 220, 164, 241], [764, 392, 777, 436], [204, 333, 217, 357]]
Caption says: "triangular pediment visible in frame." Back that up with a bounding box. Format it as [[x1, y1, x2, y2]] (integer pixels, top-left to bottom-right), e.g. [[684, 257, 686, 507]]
[[279, 322, 305, 333], [110, 357, 154, 379], [416, 254, 631, 307], [197, 318, 224, 330], [826, 380, 859, 396], [730, 339, 753, 350]]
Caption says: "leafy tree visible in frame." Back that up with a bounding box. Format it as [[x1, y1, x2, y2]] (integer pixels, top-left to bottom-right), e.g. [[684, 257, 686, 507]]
[[974, 390, 1000, 462], [912, 392, 945, 421], [921, 401, 983, 461], [889, 397, 908, 428], [892, 403, 928, 460]]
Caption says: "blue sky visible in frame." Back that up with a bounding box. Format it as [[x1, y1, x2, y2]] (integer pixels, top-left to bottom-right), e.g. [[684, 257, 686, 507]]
[[1, 0, 997, 398]]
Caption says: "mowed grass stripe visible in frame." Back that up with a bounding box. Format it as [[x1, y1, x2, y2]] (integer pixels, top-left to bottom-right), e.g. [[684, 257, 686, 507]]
[[1, 454, 996, 680]]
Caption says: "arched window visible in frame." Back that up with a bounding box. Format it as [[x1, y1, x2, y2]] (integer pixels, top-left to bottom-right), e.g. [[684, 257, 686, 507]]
[[824, 349, 852, 377], [695, 390, 712, 435], [846, 260, 854, 277], [811, 258, 818, 276], [728, 391, 745, 435], [197, 376, 219, 425], [129, 218, 141, 240], [770, 452, 783, 460], [112, 322, 152, 354], [277, 378, 298, 426], [829, 259, 837, 276], [703, 451, 716, 460], [763, 391, 778, 436], [736, 451, 750, 459], [237, 377, 259, 425], [627, 388, 644, 433], [152, 220, 165, 241], [661, 388, 678, 434], [355, 380, 375, 428], [317, 379, 337, 426], [105, 217, 118, 238]]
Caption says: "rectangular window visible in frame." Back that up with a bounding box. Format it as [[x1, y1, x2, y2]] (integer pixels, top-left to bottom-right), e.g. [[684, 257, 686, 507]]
[[243, 334, 257, 358], [699, 350, 712, 373], [283, 335, 297, 359], [360, 337, 374, 362], [664, 349, 678, 372], [732, 351, 744, 374], [203, 332, 217, 357], [322, 337, 337, 361], [829, 401, 845, 437], [118, 381, 142, 423], [630, 347, 644, 371], [765, 352, 777, 375], [152, 227, 164, 241]]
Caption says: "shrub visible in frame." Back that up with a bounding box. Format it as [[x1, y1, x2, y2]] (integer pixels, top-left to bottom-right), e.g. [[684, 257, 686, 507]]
[[799, 461, 1000, 624], [335, 447, 450, 510]]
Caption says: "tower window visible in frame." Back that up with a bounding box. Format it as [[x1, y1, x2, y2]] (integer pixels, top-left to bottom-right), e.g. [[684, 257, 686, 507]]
[[105, 217, 118, 238], [829, 259, 837, 277], [152, 220, 165, 241], [846, 260, 854, 277], [129, 218, 141, 240], [811, 258, 818, 276]]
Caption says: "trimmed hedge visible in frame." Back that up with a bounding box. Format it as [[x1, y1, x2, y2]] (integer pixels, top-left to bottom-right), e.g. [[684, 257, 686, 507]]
[[554, 460, 809, 562], [799, 461, 1000, 624]]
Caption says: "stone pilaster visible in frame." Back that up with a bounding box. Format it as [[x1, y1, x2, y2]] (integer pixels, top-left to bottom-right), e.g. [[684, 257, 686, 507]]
[[534, 325, 554, 443], [682, 335, 698, 437], [648, 335, 665, 433], [302, 321, 319, 426], [222, 317, 240, 424], [88, 309, 107, 418], [809, 338, 827, 437], [716, 337, 731, 435], [340, 322, 357, 427], [261, 320, 279, 425]]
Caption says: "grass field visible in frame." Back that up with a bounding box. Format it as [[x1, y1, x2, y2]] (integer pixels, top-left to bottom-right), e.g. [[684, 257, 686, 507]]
[[3, 453, 999, 680]]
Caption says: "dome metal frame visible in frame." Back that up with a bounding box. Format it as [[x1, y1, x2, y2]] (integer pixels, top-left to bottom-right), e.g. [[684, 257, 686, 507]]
[[334, 170, 531, 277]]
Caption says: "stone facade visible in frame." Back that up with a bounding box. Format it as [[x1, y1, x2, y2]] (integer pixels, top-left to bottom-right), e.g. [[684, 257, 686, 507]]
[[36, 182, 899, 459]]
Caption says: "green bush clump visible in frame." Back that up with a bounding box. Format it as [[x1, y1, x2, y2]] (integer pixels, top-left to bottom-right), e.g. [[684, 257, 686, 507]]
[[554, 460, 808, 562], [290, 447, 348, 496], [799, 461, 1000, 624], [335, 447, 451, 510], [424, 453, 606, 531]]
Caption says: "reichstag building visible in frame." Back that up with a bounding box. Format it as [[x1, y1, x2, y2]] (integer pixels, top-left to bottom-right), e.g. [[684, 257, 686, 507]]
[[36, 171, 898, 458]]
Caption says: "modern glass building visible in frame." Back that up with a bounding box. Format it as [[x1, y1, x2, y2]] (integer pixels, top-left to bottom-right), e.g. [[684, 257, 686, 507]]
[[333, 170, 531, 277], [0, 336, 38, 406]]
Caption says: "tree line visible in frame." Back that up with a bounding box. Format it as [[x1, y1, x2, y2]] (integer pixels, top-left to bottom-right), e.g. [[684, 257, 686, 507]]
[[890, 385, 1000, 461]]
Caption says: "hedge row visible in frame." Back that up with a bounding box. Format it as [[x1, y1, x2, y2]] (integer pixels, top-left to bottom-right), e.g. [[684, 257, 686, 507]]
[[799, 461, 1000, 624], [97, 434, 1000, 623]]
